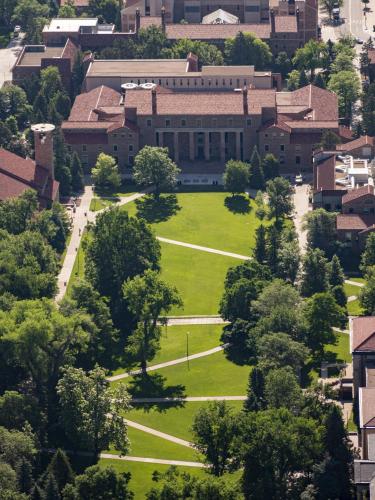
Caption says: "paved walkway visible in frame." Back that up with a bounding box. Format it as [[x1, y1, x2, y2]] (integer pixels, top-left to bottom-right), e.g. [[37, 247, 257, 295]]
[[293, 184, 310, 255], [108, 344, 229, 382], [347, 296, 358, 303], [333, 327, 349, 334], [345, 280, 364, 287], [125, 419, 194, 448], [131, 396, 247, 403], [100, 453, 205, 467], [56, 186, 94, 301], [162, 315, 227, 325], [157, 237, 250, 261]]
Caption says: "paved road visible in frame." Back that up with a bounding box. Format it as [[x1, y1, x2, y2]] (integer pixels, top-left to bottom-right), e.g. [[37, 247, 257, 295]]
[[157, 236, 250, 261], [162, 315, 227, 325], [131, 396, 247, 402], [108, 344, 229, 382], [100, 453, 205, 467], [125, 419, 194, 448], [0, 41, 22, 89], [293, 184, 310, 254]]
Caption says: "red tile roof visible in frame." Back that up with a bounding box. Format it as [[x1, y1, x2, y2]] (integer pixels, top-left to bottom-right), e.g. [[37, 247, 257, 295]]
[[0, 149, 58, 204], [315, 155, 336, 191], [342, 185, 375, 204], [336, 214, 375, 231], [336, 135, 375, 152], [351, 317, 375, 352], [165, 23, 272, 40]]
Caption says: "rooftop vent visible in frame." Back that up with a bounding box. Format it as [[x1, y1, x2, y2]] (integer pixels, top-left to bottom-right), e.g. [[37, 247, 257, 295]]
[[121, 83, 138, 90], [140, 82, 156, 90]]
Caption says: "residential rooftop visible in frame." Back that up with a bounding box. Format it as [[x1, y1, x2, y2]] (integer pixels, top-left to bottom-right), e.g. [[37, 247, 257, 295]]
[[17, 45, 65, 66], [43, 18, 99, 33]]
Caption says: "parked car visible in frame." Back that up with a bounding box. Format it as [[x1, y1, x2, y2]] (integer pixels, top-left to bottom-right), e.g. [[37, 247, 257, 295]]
[[356, 37, 364, 44], [13, 25, 21, 37]]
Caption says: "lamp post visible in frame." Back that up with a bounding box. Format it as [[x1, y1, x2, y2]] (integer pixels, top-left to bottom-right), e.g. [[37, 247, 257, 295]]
[[186, 331, 190, 371]]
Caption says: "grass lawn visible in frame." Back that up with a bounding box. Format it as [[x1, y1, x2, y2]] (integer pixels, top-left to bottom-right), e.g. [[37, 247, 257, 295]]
[[112, 324, 224, 376], [127, 401, 244, 442], [160, 242, 240, 315], [60, 231, 72, 264], [347, 277, 365, 284], [120, 350, 251, 397], [325, 331, 351, 363], [107, 427, 199, 462], [123, 192, 264, 255], [348, 299, 364, 316], [66, 231, 90, 295], [99, 459, 207, 499], [344, 283, 361, 298], [344, 283, 364, 316], [90, 198, 116, 212]]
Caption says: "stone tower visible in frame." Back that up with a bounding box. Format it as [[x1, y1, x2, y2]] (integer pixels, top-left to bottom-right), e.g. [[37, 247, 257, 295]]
[[31, 123, 56, 179]]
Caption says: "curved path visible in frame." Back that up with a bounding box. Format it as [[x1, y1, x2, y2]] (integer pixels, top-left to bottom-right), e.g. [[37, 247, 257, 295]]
[[108, 344, 229, 382], [157, 236, 250, 260]]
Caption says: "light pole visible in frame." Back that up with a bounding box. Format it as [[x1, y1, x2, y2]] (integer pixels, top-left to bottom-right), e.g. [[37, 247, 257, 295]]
[[186, 331, 190, 371]]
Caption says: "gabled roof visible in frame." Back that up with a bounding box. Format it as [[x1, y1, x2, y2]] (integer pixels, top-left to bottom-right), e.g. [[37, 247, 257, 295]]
[[351, 317, 375, 352], [336, 214, 375, 231], [202, 8, 239, 24], [337, 135, 375, 152], [315, 154, 336, 191], [359, 387, 375, 428], [342, 185, 375, 204]]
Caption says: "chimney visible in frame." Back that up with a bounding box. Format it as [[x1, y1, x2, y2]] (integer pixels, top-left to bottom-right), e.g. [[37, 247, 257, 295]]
[[187, 52, 198, 72], [270, 9, 275, 34], [120, 84, 126, 105], [31, 123, 56, 180], [161, 6, 166, 33], [152, 88, 157, 115], [135, 8, 140, 33], [296, 7, 300, 27], [243, 85, 248, 115]]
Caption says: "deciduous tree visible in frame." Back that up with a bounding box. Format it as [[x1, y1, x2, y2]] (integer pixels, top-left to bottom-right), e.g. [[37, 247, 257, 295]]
[[223, 160, 249, 194], [92, 153, 121, 190]]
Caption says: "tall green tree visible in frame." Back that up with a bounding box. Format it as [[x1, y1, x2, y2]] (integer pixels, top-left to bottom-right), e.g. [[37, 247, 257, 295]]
[[300, 248, 329, 297], [92, 153, 121, 191], [360, 265, 375, 314], [70, 151, 84, 192], [54, 129, 72, 196], [46, 449, 74, 494], [293, 40, 328, 80], [264, 367, 303, 411], [137, 25, 168, 59], [273, 52, 292, 78], [89, 0, 119, 23], [192, 401, 237, 476], [253, 224, 266, 263], [0, 189, 38, 235], [319, 0, 343, 19], [133, 146, 180, 197], [85, 207, 160, 328], [240, 409, 322, 500], [248, 146, 265, 190], [224, 32, 272, 69], [223, 160, 249, 195], [57, 366, 130, 455], [328, 70, 360, 119], [245, 367, 265, 412], [304, 208, 338, 258], [362, 83, 375, 135], [262, 153, 279, 181], [266, 177, 294, 223], [123, 270, 182, 370], [257, 333, 310, 373], [164, 38, 223, 66], [361, 232, 375, 272]]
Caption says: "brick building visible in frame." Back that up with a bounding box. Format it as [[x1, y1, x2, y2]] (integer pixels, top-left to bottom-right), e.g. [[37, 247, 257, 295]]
[[0, 124, 59, 207], [83, 54, 282, 92], [12, 38, 78, 92], [62, 83, 338, 183]]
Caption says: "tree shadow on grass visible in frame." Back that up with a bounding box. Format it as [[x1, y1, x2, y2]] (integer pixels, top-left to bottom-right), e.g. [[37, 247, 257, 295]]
[[127, 372, 186, 412], [224, 194, 251, 214], [300, 349, 347, 388], [135, 194, 181, 223]]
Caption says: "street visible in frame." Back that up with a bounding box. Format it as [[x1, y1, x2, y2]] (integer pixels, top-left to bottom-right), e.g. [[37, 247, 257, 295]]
[[0, 34, 24, 89]]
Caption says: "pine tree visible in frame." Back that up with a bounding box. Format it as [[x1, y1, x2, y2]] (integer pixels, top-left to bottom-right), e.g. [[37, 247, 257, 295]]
[[71, 51, 85, 99], [70, 152, 84, 192], [33, 93, 48, 122], [30, 484, 44, 500], [298, 70, 309, 87], [54, 129, 72, 196], [16, 458, 33, 494], [314, 73, 326, 89], [245, 367, 265, 412], [253, 224, 267, 263], [47, 449, 74, 493], [328, 255, 345, 287], [44, 472, 60, 500], [361, 232, 375, 272], [262, 154, 279, 181], [300, 248, 329, 297], [266, 223, 280, 274], [248, 146, 265, 190]]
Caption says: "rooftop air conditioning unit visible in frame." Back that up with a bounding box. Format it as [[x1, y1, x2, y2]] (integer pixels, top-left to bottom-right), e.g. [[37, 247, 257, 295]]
[[140, 82, 156, 90], [121, 83, 138, 90]]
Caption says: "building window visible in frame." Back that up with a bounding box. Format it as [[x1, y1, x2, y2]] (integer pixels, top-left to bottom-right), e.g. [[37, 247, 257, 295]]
[[113, 145, 118, 152], [165, 119, 171, 127], [345, 232, 352, 241], [296, 155, 301, 164], [280, 144, 285, 152], [82, 145, 87, 152], [67, 145, 72, 152], [295, 144, 301, 152], [265, 144, 269, 152], [128, 155, 134, 165], [147, 119, 152, 127], [98, 146, 103, 152], [129, 133, 132, 138], [181, 119, 186, 126], [246, 118, 251, 127], [129, 144, 133, 152]]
